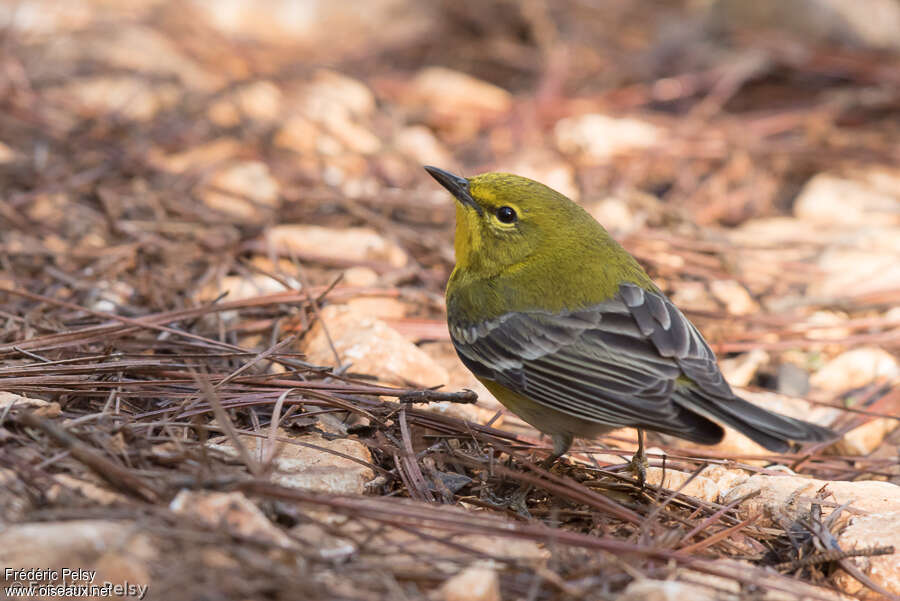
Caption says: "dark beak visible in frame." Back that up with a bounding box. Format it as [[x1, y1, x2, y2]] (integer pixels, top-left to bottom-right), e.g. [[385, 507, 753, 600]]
[[424, 166, 483, 216]]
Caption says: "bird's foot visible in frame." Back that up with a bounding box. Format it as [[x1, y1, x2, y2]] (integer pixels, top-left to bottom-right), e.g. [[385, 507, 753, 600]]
[[629, 451, 649, 489], [483, 485, 532, 517]]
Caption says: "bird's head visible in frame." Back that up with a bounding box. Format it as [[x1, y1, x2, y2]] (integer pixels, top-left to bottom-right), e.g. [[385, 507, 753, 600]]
[[425, 166, 597, 276]]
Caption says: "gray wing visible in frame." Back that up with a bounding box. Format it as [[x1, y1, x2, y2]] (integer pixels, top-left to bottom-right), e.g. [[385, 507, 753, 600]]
[[449, 283, 720, 434]]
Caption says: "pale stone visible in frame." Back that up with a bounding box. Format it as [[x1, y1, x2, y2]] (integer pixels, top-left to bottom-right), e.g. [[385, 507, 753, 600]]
[[497, 151, 580, 201], [724, 474, 900, 527], [644, 467, 721, 502], [345, 297, 408, 320], [209, 80, 283, 126], [48, 474, 128, 505], [0, 391, 61, 417], [274, 115, 320, 154], [709, 279, 758, 316], [209, 430, 375, 495], [835, 418, 899, 456], [674, 559, 851, 601], [81, 24, 219, 90], [0, 141, 16, 163], [412, 67, 512, 118], [0, 1, 93, 33], [555, 114, 661, 161], [169, 490, 295, 548], [301, 304, 448, 387], [201, 161, 281, 221], [196, 274, 294, 304], [342, 266, 379, 287], [47, 76, 180, 121], [192, 0, 429, 53], [794, 173, 900, 226], [394, 125, 454, 167], [711, 0, 900, 52], [812, 247, 900, 299], [810, 347, 899, 392], [301, 71, 379, 154], [702, 465, 751, 495], [668, 281, 719, 313], [719, 349, 769, 387], [0, 520, 157, 570], [441, 565, 500, 601], [834, 511, 900, 599], [265, 224, 408, 268], [803, 310, 852, 341], [152, 137, 242, 173], [618, 579, 717, 601], [587, 197, 643, 235]]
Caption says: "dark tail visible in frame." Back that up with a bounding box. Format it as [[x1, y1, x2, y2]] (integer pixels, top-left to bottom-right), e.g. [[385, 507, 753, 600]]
[[672, 387, 837, 452]]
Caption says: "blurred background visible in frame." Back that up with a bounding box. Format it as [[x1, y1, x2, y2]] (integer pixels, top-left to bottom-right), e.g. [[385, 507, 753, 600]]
[[2, 1, 900, 599]]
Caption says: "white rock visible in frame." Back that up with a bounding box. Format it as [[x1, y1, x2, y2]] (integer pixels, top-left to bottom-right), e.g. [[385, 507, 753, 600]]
[[209, 430, 375, 494], [802, 310, 852, 341], [810, 347, 899, 392], [265, 224, 408, 268], [152, 137, 242, 173], [644, 467, 721, 502], [201, 161, 281, 221], [711, 0, 900, 51], [274, 115, 320, 154], [169, 490, 295, 548], [496, 151, 580, 200], [412, 67, 512, 118], [341, 266, 379, 287], [811, 246, 900, 299], [794, 173, 900, 226], [47, 76, 180, 121], [618, 579, 717, 601], [587, 196, 644, 235], [0, 520, 157, 571], [555, 114, 661, 161], [724, 474, 900, 527], [441, 564, 500, 601], [304, 69, 376, 119], [196, 274, 294, 304], [0, 391, 61, 417], [709, 279, 758, 316], [719, 349, 769, 387], [209, 80, 283, 126], [301, 304, 448, 387], [834, 511, 900, 599], [0, 141, 16, 163], [394, 125, 454, 167]]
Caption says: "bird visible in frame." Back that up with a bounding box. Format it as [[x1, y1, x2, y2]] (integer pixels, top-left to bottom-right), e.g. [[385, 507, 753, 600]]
[[425, 165, 836, 486]]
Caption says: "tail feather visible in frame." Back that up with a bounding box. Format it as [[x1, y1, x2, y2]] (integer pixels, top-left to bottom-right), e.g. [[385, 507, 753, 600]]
[[672, 386, 836, 452]]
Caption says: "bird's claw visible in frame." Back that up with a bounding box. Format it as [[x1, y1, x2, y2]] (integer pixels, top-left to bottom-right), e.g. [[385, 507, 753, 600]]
[[629, 452, 649, 489]]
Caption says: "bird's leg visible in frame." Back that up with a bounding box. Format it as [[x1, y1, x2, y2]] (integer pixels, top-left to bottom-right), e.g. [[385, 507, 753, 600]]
[[488, 433, 573, 516], [629, 428, 648, 489], [539, 432, 573, 470]]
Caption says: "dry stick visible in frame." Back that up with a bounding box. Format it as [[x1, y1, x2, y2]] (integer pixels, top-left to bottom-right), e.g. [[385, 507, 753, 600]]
[[193, 372, 261, 477], [675, 515, 760, 555], [677, 489, 761, 549], [241, 482, 841, 601], [14, 410, 158, 502], [397, 406, 435, 502], [263, 388, 293, 468], [0, 287, 247, 354], [775, 546, 895, 571]]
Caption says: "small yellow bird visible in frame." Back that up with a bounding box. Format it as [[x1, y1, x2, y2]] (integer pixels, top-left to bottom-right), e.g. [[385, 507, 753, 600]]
[[426, 166, 835, 480]]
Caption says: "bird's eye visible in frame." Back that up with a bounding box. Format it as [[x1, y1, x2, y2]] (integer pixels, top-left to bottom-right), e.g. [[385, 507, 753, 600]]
[[496, 206, 517, 224]]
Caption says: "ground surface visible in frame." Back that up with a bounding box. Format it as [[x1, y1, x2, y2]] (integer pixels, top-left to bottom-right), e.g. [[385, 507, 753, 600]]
[[1, 1, 900, 600]]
